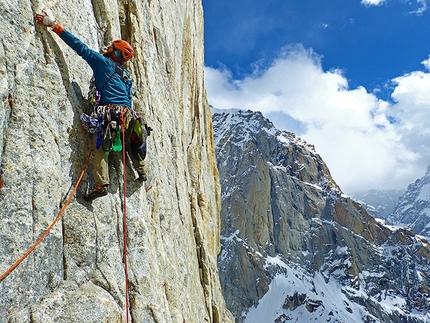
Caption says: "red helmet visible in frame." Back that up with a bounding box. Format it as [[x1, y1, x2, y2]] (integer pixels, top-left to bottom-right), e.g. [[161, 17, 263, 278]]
[[112, 40, 134, 61]]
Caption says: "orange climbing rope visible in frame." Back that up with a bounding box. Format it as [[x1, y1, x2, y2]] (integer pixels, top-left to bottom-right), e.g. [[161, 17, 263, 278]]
[[120, 112, 130, 323], [0, 149, 93, 282]]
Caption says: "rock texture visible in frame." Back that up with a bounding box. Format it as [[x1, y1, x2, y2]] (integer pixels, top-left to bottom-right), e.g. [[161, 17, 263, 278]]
[[213, 109, 430, 323], [388, 166, 430, 239], [0, 1, 233, 322]]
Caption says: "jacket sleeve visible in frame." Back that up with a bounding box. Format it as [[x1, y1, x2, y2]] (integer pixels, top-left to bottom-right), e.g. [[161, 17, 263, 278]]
[[53, 26, 105, 69]]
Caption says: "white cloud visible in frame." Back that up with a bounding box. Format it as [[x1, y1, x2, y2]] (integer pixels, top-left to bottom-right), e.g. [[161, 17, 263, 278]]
[[361, 0, 385, 6], [410, 0, 428, 14], [205, 45, 430, 194], [360, 0, 428, 14], [422, 55, 430, 71]]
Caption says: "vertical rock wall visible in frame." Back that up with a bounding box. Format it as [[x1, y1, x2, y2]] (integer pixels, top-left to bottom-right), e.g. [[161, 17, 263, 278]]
[[0, 0, 233, 322]]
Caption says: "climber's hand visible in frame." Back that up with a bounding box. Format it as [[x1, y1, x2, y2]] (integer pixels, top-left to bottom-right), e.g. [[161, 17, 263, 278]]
[[35, 12, 56, 28]]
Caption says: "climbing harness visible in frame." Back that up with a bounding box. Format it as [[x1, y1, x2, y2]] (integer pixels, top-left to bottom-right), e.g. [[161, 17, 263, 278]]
[[82, 59, 150, 160], [81, 104, 151, 161], [0, 149, 93, 282]]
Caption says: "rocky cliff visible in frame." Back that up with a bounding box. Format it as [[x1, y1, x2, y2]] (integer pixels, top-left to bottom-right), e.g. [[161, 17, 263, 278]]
[[213, 109, 430, 323], [0, 1, 233, 322], [388, 167, 430, 239]]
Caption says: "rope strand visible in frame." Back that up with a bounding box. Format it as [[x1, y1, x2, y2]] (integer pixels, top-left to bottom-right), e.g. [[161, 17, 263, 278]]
[[0, 149, 93, 282], [121, 112, 130, 323]]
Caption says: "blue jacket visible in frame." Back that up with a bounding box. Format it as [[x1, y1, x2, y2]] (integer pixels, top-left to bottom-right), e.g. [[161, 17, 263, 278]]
[[59, 30, 132, 108]]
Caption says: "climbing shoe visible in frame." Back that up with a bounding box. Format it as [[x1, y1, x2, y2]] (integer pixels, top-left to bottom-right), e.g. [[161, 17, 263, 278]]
[[84, 185, 108, 201]]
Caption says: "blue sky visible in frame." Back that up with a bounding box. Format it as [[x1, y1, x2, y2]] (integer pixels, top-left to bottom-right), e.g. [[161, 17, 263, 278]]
[[203, 0, 430, 194]]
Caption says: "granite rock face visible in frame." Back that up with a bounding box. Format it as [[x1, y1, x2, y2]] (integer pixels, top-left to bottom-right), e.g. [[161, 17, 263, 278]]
[[0, 1, 233, 322], [388, 167, 430, 239], [213, 110, 430, 323]]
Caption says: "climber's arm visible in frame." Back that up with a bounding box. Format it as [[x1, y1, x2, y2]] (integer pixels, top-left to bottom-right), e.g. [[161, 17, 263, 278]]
[[35, 12, 104, 68]]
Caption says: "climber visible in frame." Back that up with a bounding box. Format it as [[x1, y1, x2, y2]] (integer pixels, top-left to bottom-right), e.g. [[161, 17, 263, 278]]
[[35, 11, 148, 202]]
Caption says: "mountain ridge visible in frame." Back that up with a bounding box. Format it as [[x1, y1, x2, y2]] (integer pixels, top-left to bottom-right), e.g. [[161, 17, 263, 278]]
[[213, 109, 430, 323], [352, 189, 404, 220], [388, 166, 430, 239]]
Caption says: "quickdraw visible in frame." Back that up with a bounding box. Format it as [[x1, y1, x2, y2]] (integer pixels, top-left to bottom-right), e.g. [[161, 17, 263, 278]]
[[80, 105, 151, 160]]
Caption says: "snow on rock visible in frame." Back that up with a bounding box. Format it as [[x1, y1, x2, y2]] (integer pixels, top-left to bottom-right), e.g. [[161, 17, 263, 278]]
[[213, 109, 430, 323], [389, 166, 430, 239]]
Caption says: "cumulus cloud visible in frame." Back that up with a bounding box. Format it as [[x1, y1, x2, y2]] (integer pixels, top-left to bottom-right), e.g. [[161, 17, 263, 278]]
[[205, 45, 430, 194]]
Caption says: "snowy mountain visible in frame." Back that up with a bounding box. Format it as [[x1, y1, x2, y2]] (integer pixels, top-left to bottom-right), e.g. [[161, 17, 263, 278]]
[[352, 189, 404, 220], [213, 109, 430, 323], [388, 167, 430, 239]]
